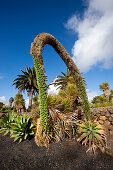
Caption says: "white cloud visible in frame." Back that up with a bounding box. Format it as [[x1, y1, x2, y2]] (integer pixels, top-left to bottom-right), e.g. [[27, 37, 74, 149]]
[[25, 98, 29, 109], [65, 0, 113, 72], [86, 89, 98, 102], [0, 96, 7, 104], [48, 85, 97, 102], [48, 84, 60, 95]]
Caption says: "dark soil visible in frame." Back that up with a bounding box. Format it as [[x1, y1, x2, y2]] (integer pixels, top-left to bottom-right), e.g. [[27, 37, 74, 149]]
[[0, 134, 113, 170]]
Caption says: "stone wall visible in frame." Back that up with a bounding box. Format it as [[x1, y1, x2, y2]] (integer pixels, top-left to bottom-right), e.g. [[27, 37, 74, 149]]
[[58, 106, 113, 135], [78, 106, 113, 135], [91, 106, 113, 135]]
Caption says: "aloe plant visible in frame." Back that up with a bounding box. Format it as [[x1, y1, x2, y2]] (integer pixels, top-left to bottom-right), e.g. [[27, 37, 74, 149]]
[[77, 119, 106, 154], [10, 114, 34, 143]]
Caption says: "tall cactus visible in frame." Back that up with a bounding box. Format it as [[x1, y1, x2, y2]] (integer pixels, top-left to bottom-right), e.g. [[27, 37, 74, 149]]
[[31, 33, 92, 134]]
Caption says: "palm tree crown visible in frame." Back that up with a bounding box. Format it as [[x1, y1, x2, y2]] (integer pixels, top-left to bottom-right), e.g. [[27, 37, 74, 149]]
[[99, 82, 109, 91], [99, 82, 109, 100], [13, 66, 38, 108], [9, 97, 14, 107], [52, 69, 74, 90]]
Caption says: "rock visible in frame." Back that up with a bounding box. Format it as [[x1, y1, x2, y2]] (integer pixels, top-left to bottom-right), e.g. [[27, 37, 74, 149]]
[[104, 120, 110, 127], [103, 126, 108, 132], [106, 124, 113, 130], [103, 108, 107, 112], [109, 125, 113, 131], [106, 111, 110, 117], [111, 114, 113, 118], [110, 130, 113, 135], [100, 112, 105, 116], [100, 116, 107, 121], [109, 116, 113, 122], [110, 109, 113, 114], [99, 120, 104, 125]]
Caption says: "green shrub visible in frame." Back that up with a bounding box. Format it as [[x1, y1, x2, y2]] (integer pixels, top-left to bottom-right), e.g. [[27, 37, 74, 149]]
[[65, 83, 78, 99], [110, 101, 113, 106], [27, 108, 31, 112], [59, 99, 72, 113], [10, 114, 34, 143], [94, 103, 102, 108], [102, 102, 109, 107], [89, 103, 95, 108], [47, 95, 62, 109], [58, 89, 66, 98], [47, 95, 72, 114], [0, 106, 14, 113], [31, 106, 40, 119], [0, 113, 17, 135], [0, 102, 4, 109]]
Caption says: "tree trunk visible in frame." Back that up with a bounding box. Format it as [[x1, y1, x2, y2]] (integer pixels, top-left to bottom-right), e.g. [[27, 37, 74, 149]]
[[28, 89, 34, 109], [8, 102, 11, 107], [103, 89, 109, 101]]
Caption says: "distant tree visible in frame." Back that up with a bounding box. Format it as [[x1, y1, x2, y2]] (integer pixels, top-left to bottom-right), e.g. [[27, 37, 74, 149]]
[[8, 97, 14, 107], [0, 102, 4, 109], [33, 95, 39, 103], [109, 89, 113, 102], [99, 82, 110, 101], [92, 95, 107, 105], [13, 66, 38, 109], [14, 94, 25, 113], [32, 95, 39, 109]]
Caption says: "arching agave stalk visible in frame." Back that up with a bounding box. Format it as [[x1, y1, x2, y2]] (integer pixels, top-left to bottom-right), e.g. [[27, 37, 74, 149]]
[[31, 33, 92, 134], [77, 77, 92, 120], [32, 56, 48, 133]]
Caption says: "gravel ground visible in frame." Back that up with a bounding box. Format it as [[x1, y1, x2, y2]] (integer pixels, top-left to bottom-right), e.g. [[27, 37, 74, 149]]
[[0, 134, 113, 170]]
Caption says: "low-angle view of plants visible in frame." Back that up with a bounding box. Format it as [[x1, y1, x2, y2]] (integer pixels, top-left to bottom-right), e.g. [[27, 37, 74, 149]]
[[0, 0, 113, 169]]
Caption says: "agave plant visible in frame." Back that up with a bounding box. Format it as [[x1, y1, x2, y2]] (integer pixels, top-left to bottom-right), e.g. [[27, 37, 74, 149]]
[[0, 113, 17, 135], [10, 114, 34, 143], [77, 119, 107, 154]]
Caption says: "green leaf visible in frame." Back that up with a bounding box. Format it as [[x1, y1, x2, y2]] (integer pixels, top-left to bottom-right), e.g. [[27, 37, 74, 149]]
[[89, 134, 93, 147], [24, 133, 28, 140], [19, 138, 22, 143], [29, 132, 34, 135], [13, 137, 19, 142], [93, 133, 105, 147], [77, 132, 89, 142], [4, 130, 9, 135]]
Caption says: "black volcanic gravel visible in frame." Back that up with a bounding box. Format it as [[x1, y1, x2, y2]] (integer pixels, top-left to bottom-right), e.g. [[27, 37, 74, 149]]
[[0, 134, 113, 170]]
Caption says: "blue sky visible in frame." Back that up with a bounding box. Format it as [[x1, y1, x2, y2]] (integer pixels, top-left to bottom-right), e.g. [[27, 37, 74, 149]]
[[0, 0, 113, 106]]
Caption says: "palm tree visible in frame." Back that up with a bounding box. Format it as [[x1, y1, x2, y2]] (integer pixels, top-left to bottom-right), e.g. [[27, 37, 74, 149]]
[[13, 66, 38, 109], [51, 69, 75, 90], [8, 97, 14, 107], [99, 82, 110, 101], [14, 93, 25, 113]]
